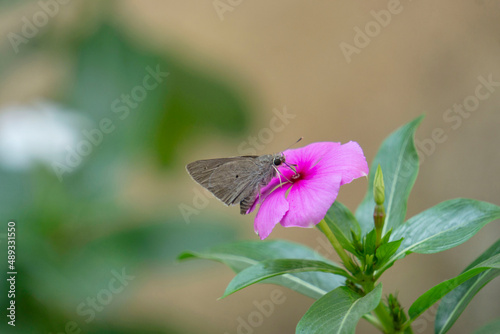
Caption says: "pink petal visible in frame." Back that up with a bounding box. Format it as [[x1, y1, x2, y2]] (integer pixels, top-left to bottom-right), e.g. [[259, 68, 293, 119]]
[[282, 142, 341, 175], [318, 141, 369, 185], [246, 174, 288, 214], [254, 185, 291, 239], [280, 173, 342, 228], [251, 141, 368, 238]]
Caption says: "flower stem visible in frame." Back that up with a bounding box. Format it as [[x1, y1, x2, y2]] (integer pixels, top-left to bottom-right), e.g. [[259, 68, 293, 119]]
[[317, 219, 356, 272], [374, 204, 385, 247]]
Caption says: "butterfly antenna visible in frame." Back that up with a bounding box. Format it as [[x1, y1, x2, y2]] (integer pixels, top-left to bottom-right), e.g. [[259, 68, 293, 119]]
[[283, 137, 303, 152]]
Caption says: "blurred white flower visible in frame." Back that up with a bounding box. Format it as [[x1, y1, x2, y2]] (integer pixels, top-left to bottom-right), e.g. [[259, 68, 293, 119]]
[[0, 101, 84, 171]]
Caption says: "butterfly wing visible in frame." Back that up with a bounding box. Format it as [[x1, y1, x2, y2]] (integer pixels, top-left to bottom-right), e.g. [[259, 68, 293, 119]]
[[207, 159, 261, 206], [240, 193, 259, 215], [186, 158, 247, 187], [237, 155, 277, 214], [186, 157, 260, 206]]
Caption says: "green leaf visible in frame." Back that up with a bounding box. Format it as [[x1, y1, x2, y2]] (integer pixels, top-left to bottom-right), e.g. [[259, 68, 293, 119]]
[[380, 228, 393, 244], [435, 239, 500, 334], [296, 284, 383, 334], [356, 116, 423, 236], [388, 199, 500, 267], [321, 201, 361, 254], [408, 253, 500, 320], [179, 240, 346, 299], [375, 238, 403, 269], [472, 319, 500, 334], [222, 259, 351, 298], [363, 229, 377, 257]]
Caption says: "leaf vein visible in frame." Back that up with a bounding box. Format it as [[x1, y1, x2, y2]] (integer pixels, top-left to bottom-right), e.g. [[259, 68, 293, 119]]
[[212, 254, 328, 296]]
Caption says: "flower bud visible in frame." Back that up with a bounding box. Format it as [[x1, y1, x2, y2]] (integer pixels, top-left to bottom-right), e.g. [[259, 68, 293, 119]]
[[373, 165, 386, 246], [373, 165, 385, 205]]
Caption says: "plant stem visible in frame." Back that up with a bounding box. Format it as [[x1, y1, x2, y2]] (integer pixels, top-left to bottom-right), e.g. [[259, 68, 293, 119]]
[[362, 314, 385, 332], [374, 204, 385, 247], [400, 320, 415, 333], [404, 324, 414, 334], [361, 280, 394, 333], [317, 219, 355, 272], [372, 301, 394, 333], [317, 220, 404, 333], [375, 224, 383, 247]]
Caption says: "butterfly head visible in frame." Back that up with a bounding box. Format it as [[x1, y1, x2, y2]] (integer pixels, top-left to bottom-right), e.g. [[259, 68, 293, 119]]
[[273, 153, 285, 166]]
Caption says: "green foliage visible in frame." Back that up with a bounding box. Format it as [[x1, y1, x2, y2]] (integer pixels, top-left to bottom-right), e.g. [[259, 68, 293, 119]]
[[181, 116, 500, 333], [435, 239, 500, 334], [408, 253, 500, 320], [356, 115, 423, 236], [386, 293, 408, 332], [387, 199, 500, 269], [179, 240, 346, 299], [472, 319, 500, 334], [374, 238, 403, 271], [296, 284, 382, 334], [320, 201, 361, 254], [363, 229, 378, 258], [222, 259, 351, 298]]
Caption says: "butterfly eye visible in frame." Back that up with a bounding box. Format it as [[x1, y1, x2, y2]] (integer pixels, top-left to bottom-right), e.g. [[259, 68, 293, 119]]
[[273, 157, 282, 166]]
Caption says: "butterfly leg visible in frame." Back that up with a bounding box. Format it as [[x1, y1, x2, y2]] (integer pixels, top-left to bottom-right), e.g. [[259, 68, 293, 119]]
[[284, 162, 298, 175], [274, 165, 293, 184]]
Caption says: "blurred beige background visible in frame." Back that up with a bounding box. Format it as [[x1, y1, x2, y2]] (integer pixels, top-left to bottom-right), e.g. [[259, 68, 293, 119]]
[[1, 0, 500, 333]]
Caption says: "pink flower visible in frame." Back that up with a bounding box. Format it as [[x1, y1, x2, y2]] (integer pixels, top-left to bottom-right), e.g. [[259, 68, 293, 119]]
[[250, 142, 369, 240]]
